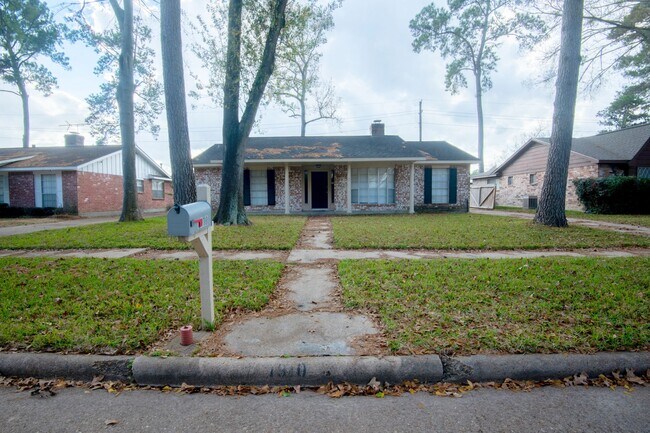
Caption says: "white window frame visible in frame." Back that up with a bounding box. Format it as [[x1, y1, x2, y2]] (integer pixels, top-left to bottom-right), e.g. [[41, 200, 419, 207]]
[[152, 180, 164, 200], [249, 169, 268, 206], [0, 174, 8, 205], [136, 179, 144, 193], [351, 167, 395, 205], [34, 172, 63, 208], [430, 168, 449, 204]]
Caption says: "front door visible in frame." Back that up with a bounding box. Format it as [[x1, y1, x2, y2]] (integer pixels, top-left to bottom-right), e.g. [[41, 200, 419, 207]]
[[311, 171, 329, 209]]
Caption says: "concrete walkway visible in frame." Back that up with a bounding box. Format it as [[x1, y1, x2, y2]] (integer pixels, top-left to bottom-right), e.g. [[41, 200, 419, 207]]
[[212, 216, 380, 357], [0, 216, 116, 237], [0, 212, 167, 237], [471, 208, 650, 237]]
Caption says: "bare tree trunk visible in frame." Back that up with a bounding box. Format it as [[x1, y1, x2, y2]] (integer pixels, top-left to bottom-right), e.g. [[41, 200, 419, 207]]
[[534, 0, 584, 228], [18, 78, 29, 149], [300, 98, 307, 137], [215, 0, 288, 225], [161, 0, 196, 206], [112, 0, 142, 222], [475, 72, 484, 173]]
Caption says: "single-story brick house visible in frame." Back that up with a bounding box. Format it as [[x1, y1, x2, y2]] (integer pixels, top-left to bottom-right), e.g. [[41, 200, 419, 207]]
[[472, 124, 650, 210], [193, 122, 479, 214], [0, 134, 173, 216]]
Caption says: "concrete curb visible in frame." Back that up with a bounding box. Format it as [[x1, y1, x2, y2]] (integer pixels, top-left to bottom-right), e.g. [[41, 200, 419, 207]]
[[132, 355, 443, 387], [1, 352, 648, 387], [442, 352, 650, 383], [0, 353, 134, 382]]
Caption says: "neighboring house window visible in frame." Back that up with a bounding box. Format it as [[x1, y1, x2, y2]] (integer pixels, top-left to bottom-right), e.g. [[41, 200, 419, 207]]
[[424, 167, 457, 205], [507, 176, 513, 186], [152, 180, 164, 199], [137, 179, 144, 193], [351, 167, 395, 204], [0, 174, 7, 204], [529, 174, 537, 184], [41, 174, 58, 208], [638, 167, 650, 179]]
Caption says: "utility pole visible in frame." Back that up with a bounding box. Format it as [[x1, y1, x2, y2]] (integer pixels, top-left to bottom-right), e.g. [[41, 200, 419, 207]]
[[418, 100, 423, 142]]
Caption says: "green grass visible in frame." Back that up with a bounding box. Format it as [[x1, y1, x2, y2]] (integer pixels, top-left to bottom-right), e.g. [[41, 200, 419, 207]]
[[0, 257, 284, 353], [495, 206, 650, 227], [0, 216, 306, 250], [339, 257, 650, 355], [331, 214, 650, 250]]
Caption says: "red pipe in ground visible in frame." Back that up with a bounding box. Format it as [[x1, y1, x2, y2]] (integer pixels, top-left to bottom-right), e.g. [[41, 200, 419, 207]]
[[180, 325, 193, 346]]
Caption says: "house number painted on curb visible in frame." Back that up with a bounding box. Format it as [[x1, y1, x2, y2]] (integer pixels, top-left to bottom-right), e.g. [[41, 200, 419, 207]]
[[269, 363, 307, 378]]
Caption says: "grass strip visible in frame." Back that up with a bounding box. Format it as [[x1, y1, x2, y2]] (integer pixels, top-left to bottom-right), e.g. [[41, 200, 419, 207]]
[[331, 214, 650, 250], [0, 257, 284, 353], [0, 216, 306, 250], [339, 257, 650, 355], [495, 206, 650, 227]]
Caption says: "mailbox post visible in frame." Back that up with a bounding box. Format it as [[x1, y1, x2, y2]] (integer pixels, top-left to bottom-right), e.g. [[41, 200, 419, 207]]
[[167, 185, 214, 327]]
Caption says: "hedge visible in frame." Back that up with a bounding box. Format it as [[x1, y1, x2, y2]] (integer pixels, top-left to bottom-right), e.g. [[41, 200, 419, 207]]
[[573, 176, 650, 214]]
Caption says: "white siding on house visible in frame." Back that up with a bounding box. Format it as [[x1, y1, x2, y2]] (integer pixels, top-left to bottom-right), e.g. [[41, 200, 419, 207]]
[[79, 151, 166, 179]]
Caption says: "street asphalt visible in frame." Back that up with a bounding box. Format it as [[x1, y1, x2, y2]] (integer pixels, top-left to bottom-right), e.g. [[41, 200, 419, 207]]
[[1, 385, 648, 433]]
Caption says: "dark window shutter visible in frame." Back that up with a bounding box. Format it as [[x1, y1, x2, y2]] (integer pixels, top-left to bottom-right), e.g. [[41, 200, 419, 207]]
[[243, 169, 251, 206], [424, 167, 432, 204], [448, 167, 457, 204], [267, 169, 276, 206]]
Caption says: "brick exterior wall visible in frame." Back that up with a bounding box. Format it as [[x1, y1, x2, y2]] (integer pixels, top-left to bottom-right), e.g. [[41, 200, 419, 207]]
[[77, 172, 173, 216], [62, 171, 78, 213], [492, 164, 599, 210], [197, 163, 471, 214], [8, 172, 35, 208]]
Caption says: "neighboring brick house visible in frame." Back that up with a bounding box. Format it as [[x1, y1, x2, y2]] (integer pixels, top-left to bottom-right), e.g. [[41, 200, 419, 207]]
[[193, 122, 479, 214], [472, 124, 650, 210], [0, 134, 173, 216]]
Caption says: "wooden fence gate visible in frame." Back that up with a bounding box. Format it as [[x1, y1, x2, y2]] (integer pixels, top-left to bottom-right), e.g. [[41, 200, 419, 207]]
[[470, 186, 496, 209]]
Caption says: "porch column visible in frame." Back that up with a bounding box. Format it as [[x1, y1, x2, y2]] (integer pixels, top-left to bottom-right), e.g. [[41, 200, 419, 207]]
[[409, 163, 415, 214], [284, 163, 290, 215], [347, 163, 352, 214]]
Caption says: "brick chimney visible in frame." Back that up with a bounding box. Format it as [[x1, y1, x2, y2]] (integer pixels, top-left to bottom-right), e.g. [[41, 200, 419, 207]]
[[64, 132, 85, 147], [370, 120, 385, 137]]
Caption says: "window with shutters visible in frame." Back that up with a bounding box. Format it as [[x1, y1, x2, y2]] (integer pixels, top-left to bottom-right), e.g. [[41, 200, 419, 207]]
[[351, 167, 395, 204], [250, 170, 268, 205]]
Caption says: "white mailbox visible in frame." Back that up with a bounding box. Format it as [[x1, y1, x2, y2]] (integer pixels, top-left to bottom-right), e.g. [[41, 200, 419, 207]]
[[167, 201, 212, 238]]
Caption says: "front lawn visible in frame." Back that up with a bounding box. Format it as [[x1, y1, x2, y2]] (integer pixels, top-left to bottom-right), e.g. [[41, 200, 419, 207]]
[[0, 216, 306, 250], [0, 257, 284, 353], [339, 257, 650, 355], [331, 214, 650, 250], [495, 206, 650, 227]]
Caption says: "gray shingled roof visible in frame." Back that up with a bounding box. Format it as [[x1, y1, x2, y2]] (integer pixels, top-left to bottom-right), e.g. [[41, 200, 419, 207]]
[[0, 146, 121, 169], [538, 123, 650, 161], [406, 141, 479, 162], [194, 135, 477, 164]]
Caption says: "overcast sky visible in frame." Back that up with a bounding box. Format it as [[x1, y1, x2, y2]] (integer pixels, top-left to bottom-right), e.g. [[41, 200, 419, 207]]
[[0, 0, 623, 171]]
